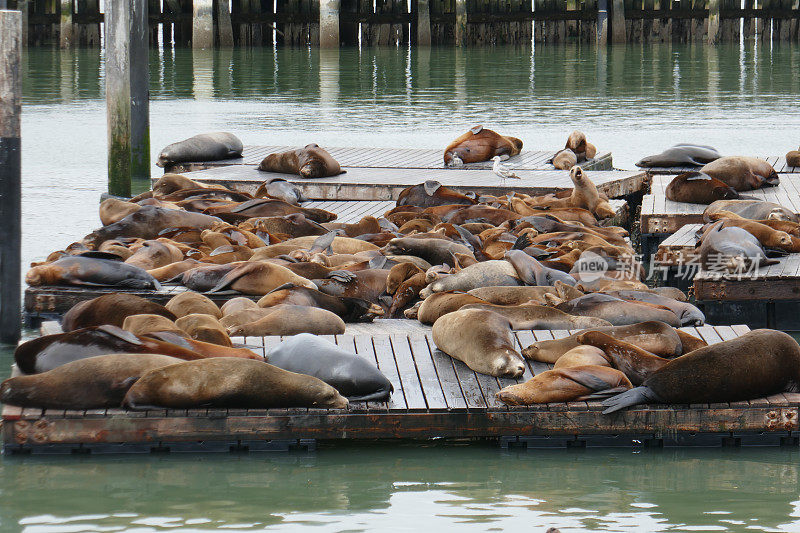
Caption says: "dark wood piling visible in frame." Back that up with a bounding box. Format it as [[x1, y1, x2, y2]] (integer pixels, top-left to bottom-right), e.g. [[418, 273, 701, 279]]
[[0, 9, 22, 344]]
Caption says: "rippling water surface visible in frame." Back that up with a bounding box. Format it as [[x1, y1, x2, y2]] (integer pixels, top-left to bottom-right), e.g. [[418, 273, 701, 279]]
[[8, 43, 800, 532]]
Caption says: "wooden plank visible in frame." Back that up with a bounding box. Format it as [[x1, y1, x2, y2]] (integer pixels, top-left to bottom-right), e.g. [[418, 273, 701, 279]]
[[407, 335, 448, 409], [389, 334, 428, 410], [424, 334, 468, 410]]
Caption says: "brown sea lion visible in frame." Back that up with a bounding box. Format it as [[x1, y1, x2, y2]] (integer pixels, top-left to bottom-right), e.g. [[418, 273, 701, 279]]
[[206, 198, 337, 224], [179, 262, 244, 292], [577, 331, 672, 385], [220, 297, 260, 316], [257, 283, 383, 322], [83, 206, 223, 248], [257, 144, 345, 178], [707, 211, 800, 237], [565, 130, 587, 154], [388, 272, 427, 318], [99, 198, 142, 226], [245, 214, 328, 238], [148, 259, 202, 282], [124, 240, 184, 271], [465, 286, 567, 306], [555, 294, 681, 327], [123, 358, 349, 410], [603, 329, 800, 413], [226, 305, 346, 336], [700, 156, 780, 191], [704, 200, 798, 223], [387, 262, 425, 294], [207, 261, 316, 295], [323, 216, 383, 237], [443, 126, 523, 166], [26, 256, 160, 290], [676, 329, 708, 353], [550, 149, 577, 170], [123, 314, 184, 336], [553, 345, 611, 370], [166, 292, 222, 319], [497, 366, 632, 405], [396, 181, 477, 208], [432, 309, 526, 378], [787, 149, 800, 168], [417, 291, 488, 324], [383, 236, 473, 267], [0, 353, 183, 409], [175, 314, 231, 346], [312, 269, 390, 304], [421, 260, 521, 298], [665, 171, 744, 204], [460, 303, 611, 330], [521, 321, 683, 363], [219, 307, 277, 329], [62, 294, 177, 332]]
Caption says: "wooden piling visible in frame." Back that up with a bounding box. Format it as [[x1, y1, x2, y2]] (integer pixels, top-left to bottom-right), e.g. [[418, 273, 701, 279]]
[[611, 0, 624, 42], [217, 0, 235, 46], [193, 0, 214, 48], [707, 0, 720, 43], [596, 0, 608, 43], [320, 0, 340, 46], [59, 0, 73, 47], [0, 10, 22, 344], [105, 0, 150, 198], [454, 0, 466, 44], [416, 0, 432, 44], [18, 0, 28, 46]]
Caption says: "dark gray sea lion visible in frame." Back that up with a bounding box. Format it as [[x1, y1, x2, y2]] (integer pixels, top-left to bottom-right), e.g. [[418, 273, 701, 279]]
[[178, 262, 244, 292], [420, 260, 521, 298], [605, 290, 705, 326], [206, 198, 337, 224], [123, 358, 349, 410], [254, 178, 307, 205], [312, 269, 391, 304], [555, 293, 681, 326], [62, 294, 177, 332], [383, 236, 473, 267], [25, 256, 160, 290], [396, 181, 477, 208], [245, 214, 328, 238], [700, 156, 780, 191], [0, 354, 183, 409], [603, 329, 800, 413], [636, 144, 721, 167], [257, 144, 345, 178], [665, 171, 746, 204], [83, 206, 222, 248], [156, 132, 243, 167], [265, 334, 393, 401], [504, 249, 578, 287], [704, 200, 799, 223], [696, 221, 778, 272]]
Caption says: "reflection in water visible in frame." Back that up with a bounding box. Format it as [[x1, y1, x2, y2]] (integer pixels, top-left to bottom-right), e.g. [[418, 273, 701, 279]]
[[0, 446, 799, 531]]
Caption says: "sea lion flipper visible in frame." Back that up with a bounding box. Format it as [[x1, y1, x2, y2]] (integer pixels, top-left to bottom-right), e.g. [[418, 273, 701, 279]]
[[511, 233, 532, 251], [97, 324, 144, 345], [470, 125, 483, 134], [347, 389, 393, 402], [602, 386, 659, 414], [369, 255, 389, 269], [423, 180, 442, 197], [309, 230, 339, 254], [328, 270, 356, 283], [579, 386, 631, 400], [266, 282, 297, 295]]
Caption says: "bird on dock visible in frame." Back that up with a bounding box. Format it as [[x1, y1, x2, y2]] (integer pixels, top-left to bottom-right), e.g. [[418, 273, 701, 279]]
[[492, 156, 521, 183]]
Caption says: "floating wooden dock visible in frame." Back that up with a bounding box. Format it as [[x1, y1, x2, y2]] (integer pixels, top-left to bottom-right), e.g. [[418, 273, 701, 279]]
[[7, 323, 800, 454], [640, 156, 800, 175]]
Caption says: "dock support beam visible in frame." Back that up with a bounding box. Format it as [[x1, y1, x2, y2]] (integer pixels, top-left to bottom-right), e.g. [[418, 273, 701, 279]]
[[105, 0, 150, 198], [596, 0, 608, 44], [319, 0, 340, 47], [454, 0, 467, 45], [417, 0, 431, 45], [0, 10, 22, 344], [611, 0, 624, 43], [707, 0, 720, 43], [60, 0, 73, 47], [216, 0, 234, 46], [192, 0, 214, 48]]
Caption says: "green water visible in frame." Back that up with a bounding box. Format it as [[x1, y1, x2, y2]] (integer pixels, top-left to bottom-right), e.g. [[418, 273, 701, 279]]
[[9, 43, 800, 531]]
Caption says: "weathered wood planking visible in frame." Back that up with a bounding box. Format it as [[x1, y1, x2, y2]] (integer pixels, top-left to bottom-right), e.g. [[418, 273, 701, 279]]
[[165, 145, 614, 172], [654, 223, 700, 267], [178, 166, 647, 201], [641, 156, 800, 175], [694, 252, 800, 301], [9, 324, 800, 453], [640, 174, 800, 234]]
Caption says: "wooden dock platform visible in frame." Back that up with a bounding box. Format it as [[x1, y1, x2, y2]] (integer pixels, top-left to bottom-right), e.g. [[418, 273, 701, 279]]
[[640, 156, 799, 175], [7, 323, 800, 454], [165, 145, 614, 173]]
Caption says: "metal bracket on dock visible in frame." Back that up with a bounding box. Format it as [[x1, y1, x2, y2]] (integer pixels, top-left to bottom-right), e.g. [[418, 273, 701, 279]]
[[3, 437, 317, 455]]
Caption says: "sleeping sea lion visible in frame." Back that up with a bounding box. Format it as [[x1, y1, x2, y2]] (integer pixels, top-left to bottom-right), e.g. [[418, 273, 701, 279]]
[[396, 181, 477, 208], [254, 178, 307, 205], [83, 206, 222, 248], [124, 358, 349, 410], [550, 149, 577, 170], [696, 221, 778, 272], [555, 293, 681, 326], [576, 331, 672, 385], [553, 345, 610, 370], [703, 200, 798, 223], [0, 353, 183, 409], [257, 144, 345, 178], [179, 262, 244, 292], [461, 302, 611, 329], [416, 291, 489, 324], [312, 269, 391, 304], [420, 260, 521, 298], [504, 249, 577, 287], [227, 304, 346, 336], [156, 132, 243, 167], [497, 366, 632, 405], [206, 198, 337, 224], [603, 329, 800, 413], [604, 290, 705, 326], [166, 292, 222, 319], [787, 149, 800, 168], [245, 214, 328, 238], [265, 334, 393, 401], [62, 294, 176, 332], [148, 259, 202, 282], [208, 261, 316, 295], [99, 198, 142, 226], [123, 314, 184, 337], [124, 240, 184, 270], [665, 171, 744, 204], [698, 218, 794, 251], [432, 309, 526, 378], [443, 126, 523, 166], [383, 236, 473, 267], [700, 156, 780, 191], [257, 283, 383, 322], [175, 314, 231, 346], [636, 144, 721, 168], [467, 286, 569, 306], [26, 256, 160, 290]]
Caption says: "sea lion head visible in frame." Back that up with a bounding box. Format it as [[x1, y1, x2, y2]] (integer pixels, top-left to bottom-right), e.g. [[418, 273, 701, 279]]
[[569, 165, 585, 185], [492, 350, 526, 379], [299, 159, 327, 179], [635, 155, 655, 167]]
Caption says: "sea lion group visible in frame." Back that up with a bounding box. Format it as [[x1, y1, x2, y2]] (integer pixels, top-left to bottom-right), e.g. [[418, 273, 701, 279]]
[[549, 131, 598, 170]]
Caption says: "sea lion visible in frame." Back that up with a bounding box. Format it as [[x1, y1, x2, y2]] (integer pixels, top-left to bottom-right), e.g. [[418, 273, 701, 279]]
[[396, 181, 477, 208], [254, 178, 307, 205], [61, 294, 177, 332], [605, 290, 705, 326], [460, 303, 611, 329], [497, 366, 632, 405], [420, 260, 521, 298], [565, 131, 587, 154], [227, 304, 346, 336], [175, 314, 231, 346], [123, 314, 184, 337], [696, 221, 778, 272], [220, 297, 260, 316], [383, 236, 473, 267], [467, 286, 566, 306], [84, 206, 222, 248], [787, 149, 800, 168], [387, 262, 425, 294], [265, 334, 393, 401], [219, 307, 277, 329], [603, 329, 800, 413], [676, 329, 708, 353], [179, 262, 244, 292], [388, 272, 427, 317], [0, 353, 183, 409], [577, 331, 672, 385], [206, 198, 336, 224], [245, 214, 328, 238], [257, 144, 345, 178], [312, 270, 390, 304], [156, 132, 243, 167], [704, 200, 798, 223], [555, 293, 681, 327], [166, 292, 222, 319], [124, 240, 184, 270], [665, 171, 744, 204], [443, 126, 523, 166], [208, 261, 316, 295], [553, 345, 611, 370], [521, 321, 683, 363], [432, 309, 526, 378], [504, 250, 577, 287], [148, 259, 202, 282], [257, 283, 383, 322], [269, 234, 379, 255], [550, 149, 577, 170], [99, 198, 142, 226], [324, 216, 383, 238], [698, 218, 794, 251], [700, 156, 780, 191], [636, 144, 721, 167], [123, 358, 349, 410], [26, 256, 160, 290], [417, 291, 489, 324]]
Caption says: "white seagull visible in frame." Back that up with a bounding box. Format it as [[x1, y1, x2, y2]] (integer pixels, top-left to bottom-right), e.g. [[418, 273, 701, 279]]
[[492, 156, 521, 183]]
